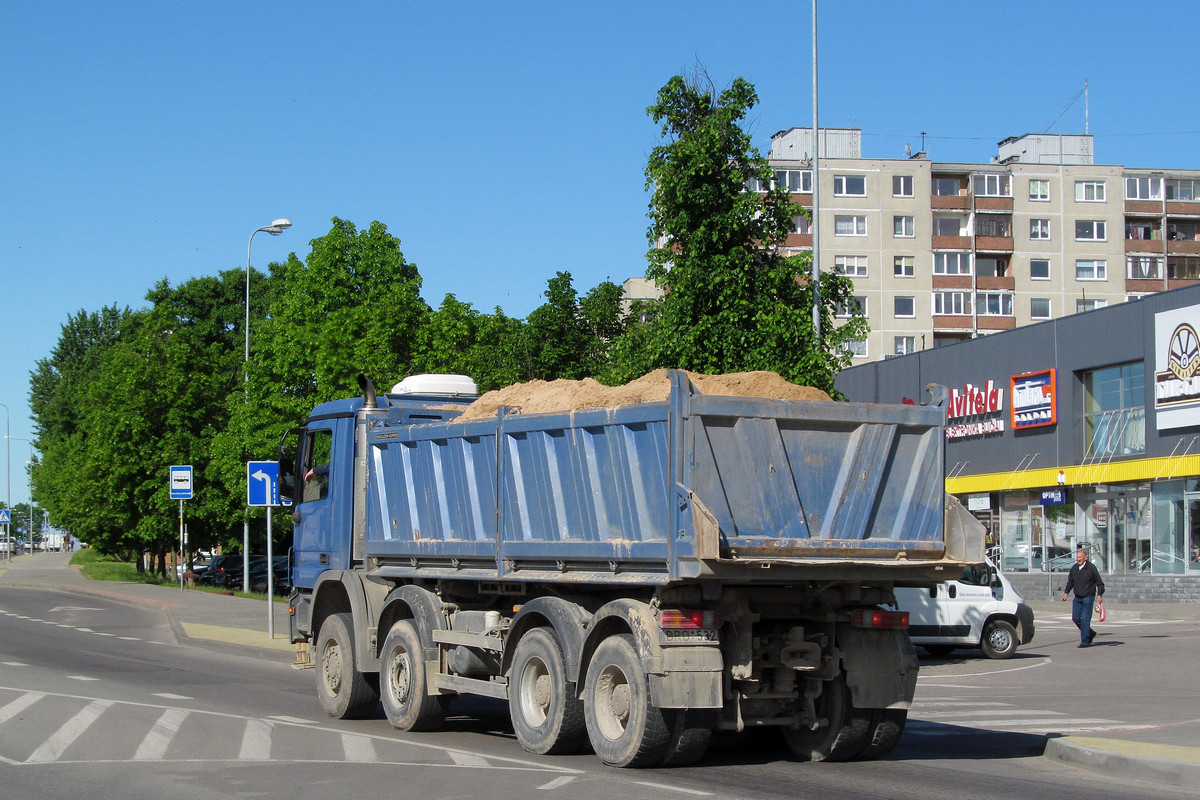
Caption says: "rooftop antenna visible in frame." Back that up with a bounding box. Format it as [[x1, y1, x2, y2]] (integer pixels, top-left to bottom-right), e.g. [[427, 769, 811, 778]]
[[1043, 80, 1087, 133]]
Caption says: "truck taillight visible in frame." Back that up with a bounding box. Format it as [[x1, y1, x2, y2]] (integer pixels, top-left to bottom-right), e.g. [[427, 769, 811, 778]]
[[852, 609, 909, 630], [659, 609, 721, 629]]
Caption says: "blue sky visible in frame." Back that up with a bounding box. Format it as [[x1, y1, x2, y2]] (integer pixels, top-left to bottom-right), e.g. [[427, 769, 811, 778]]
[[2, 1, 1198, 505]]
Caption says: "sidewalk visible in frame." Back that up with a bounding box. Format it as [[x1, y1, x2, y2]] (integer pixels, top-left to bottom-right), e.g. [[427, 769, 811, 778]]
[[1, 552, 1198, 786], [0, 550, 301, 665]]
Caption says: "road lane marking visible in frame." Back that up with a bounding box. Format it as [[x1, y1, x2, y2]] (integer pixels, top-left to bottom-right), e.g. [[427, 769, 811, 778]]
[[634, 781, 713, 796], [26, 699, 114, 763], [447, 749, 491, 767], [67, 676, 99, 681], [134, 708, 189, 760], [152, 693, 193, 701]]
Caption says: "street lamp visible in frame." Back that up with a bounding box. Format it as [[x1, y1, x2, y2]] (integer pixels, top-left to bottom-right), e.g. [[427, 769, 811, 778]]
[[6, 436, 34, 552], [243, 219, 291, 591]]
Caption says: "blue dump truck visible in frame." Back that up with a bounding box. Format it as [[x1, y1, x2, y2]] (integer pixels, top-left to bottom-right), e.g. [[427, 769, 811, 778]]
[[280, 370, 983, 767]]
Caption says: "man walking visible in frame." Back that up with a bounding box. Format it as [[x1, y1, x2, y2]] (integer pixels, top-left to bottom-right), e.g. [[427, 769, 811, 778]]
[[1061, 546, 1105, 648]]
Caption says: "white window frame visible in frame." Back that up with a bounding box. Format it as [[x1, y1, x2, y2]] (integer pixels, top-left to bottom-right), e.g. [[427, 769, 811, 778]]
[[836, 296, 867, 318], [1125, 176, 1162, 201], [894, 296, 915, 318], [834, 215, 867, 236], [976, 291, 1014, 317], [1075, 219, 1107, 241], [792, 215, 811, 234], [893, 255, 914, 278], [841, 338, 868, 358], [933, 252, 972, 276], [1029, 179, 1050, 201], [1166, 179, 1200, 201], [774, 169, 812, 193], [1075, 180, 1107, 202], [1076, 259, 1108, 281], [834, 255, 868, 277], [1077, 298, 1109, 313], [1030, 218, 1050, 240], [893, 215, 914, 238], [833, 174, 866, 197], [1031, 298, 1051, 320], [1030, 258, 1051, 280], [973, 173, 1012, 197], [892, 175, 914, 197], [894, 336, 916, 355], [1127, 255, 1163, 280], [933, 291, 971, 316]]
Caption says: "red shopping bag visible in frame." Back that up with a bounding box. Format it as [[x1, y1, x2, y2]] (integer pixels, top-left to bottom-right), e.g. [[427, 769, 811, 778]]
[[1097, 597, 1107, 622]]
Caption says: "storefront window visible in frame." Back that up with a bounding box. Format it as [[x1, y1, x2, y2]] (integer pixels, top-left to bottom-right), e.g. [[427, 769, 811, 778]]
[[1081, 363, 1145, 458]]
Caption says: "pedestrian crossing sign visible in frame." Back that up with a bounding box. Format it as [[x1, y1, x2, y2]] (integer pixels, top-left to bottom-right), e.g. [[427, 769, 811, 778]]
[[0, 510, 9, 524]]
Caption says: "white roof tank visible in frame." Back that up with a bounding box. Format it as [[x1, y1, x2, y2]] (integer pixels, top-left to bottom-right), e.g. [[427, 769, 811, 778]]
[[390, 374, 479, 397]]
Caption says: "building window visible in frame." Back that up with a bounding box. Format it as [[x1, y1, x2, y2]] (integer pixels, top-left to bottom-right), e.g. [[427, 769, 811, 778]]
[[976, 257, 1008, 278], [1125, 176, 1162, 201], [894, 336, 916, 355], [975, 291, 1013, 316], [1031, 298, 1051, 319], [976, 215, 1011, 237], [834, 255, 868, 277], [1030, 258, 1051, 280], [791, 215, 811, 234], [893, 215, 914, 237], [840, 338, 867, 357], [973, 173, 1011, 197], [1029, 179, 1050, 201], [1169, 256, 1200, 280], [1126, 220, 1156, 240], [774, 169, 812, 193], [933, 252, 972, 275], [1166, 179, 1200, 201], [833, 175, 866, 196], [1168, 222, 1198, 241], [932, 177, 962, 196], [1082, 362, 1145, 458], [1030, 218, 1051, 240], [1127, 255, 1163, 280], [894, 255, 914, 277], [1075, 220, 1107, 241], [834, 215, 867, 236], [1076, 259, 1108, 281], [893, 175, 914, 197], [836, 296, 866, 318], [1077, 298, 1108, 313], [1075, 181, 1106, 202], [933, 291, 971, 315], [894, 296, 915, 318], [933, 216, 962, 236]]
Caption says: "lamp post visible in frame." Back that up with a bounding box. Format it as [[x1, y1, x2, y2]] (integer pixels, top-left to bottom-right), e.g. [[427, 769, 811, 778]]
[[0, 404, 9, 561], [243, 219, 291, 591], [7, 436, 34, 552]]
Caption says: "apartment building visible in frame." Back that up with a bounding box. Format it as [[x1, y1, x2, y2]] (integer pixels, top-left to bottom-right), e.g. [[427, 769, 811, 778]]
[[766, 128, 1200, 362]]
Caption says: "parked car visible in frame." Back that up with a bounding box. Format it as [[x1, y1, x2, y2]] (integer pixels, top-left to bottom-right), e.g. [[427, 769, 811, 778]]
[[248, 555, 290, 594], [198, 555, 249, 588]]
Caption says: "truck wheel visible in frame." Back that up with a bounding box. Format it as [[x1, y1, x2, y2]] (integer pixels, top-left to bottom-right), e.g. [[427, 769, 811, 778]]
[[781, 675, 871, 762], [856, 708, 908, 760], [584, 633, 669, 767], [380, 619, 449, 731], [509, 627, 587, 755], [659, 709, 715, 766], [315, 612, 379, 719], [980, 620, 1018, 659]]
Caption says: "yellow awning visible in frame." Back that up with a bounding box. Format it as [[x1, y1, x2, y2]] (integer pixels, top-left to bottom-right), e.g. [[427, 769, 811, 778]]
[[946, 454, 1200, 494]]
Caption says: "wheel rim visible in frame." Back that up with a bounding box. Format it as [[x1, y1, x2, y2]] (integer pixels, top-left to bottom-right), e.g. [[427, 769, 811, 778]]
[[321, 641, 342, 694], [988, 628, 1013, 651], [594, 662, 632, 741], [517, 655, 552, 727], [387, 647, 413, 706]]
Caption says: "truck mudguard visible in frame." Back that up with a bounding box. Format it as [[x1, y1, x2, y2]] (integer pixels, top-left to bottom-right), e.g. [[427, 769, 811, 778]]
[[311, 570, 389, 673]]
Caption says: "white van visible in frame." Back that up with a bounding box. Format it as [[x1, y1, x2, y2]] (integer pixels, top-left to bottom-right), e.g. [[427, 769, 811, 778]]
[[896, 560, 1035, 659]]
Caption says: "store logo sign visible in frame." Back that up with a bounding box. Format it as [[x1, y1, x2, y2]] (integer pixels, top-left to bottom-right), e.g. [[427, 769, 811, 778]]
[[946, 380, 1006, 439], [1011, 369, 1057, 430], [1156, 322, 1200, 406]]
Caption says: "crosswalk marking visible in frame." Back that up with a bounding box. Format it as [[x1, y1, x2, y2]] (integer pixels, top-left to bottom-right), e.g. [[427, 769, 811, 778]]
[[26, 699, 113, 763], [239, 718, 274, 760], [134, 708, 189, 760], [342, 733, 378, 762], [0, 692, 44, 724], [447, 749, 491, 767]]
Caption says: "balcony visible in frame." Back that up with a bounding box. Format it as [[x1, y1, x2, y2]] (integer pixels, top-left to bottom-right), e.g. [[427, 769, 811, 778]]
[[974, 196, 1014, 212], [932, 235, 972, 250], [931, 194, 970, 210], [1125, 200, 1162, 215], [933, 316, 973, 331], [932, 275, 973, 290], [785, 233, 813, 248], [977, 316, 1016, 331], [976, 236, 1014, 253], [977, 275, 1015, 291]]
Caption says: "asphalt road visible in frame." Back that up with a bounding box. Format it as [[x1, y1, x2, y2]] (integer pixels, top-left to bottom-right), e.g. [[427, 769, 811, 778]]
[[1, 584, 1197, 799]]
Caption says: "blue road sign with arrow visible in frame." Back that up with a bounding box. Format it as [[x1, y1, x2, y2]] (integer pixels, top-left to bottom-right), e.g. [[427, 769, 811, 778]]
[[247, 461, 279, 507]]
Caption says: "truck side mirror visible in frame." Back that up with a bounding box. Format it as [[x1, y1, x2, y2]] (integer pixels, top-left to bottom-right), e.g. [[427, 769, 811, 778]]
[[278, 426, 305, 504]]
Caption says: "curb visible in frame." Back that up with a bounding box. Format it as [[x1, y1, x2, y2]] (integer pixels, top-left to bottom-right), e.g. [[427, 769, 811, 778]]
[[1044, 736, 1200, 788]]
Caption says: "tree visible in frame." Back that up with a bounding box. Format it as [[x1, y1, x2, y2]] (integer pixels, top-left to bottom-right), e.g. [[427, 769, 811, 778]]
[[623, 72, 866, 393]]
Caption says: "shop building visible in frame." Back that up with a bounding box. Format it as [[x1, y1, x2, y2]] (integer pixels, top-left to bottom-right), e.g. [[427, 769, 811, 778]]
[[835, 284, 1200, 597]]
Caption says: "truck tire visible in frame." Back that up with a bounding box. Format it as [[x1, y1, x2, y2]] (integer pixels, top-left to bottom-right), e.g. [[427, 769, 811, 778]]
[[659, 709, 715, 766], [315, 612, 379, 719], [856, 708, 908, 760], [584, 633, 670, 767], [509, 627, 587, 755], [781, 675, 872, 762], [980, 620, 1018, 659], [380, 619, 449, 731]]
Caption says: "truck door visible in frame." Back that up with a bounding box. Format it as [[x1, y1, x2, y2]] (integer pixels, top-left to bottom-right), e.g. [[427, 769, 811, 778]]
[[289, 420, 347, 589]]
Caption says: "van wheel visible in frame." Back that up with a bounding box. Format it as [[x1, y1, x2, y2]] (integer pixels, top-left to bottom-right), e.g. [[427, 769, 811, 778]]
[[981, 620, 1018, 659], [509, 627, 587, 754], [380, 619, 449, 731], [315, 612, 379, 719], [782, 675, 872, 762]]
